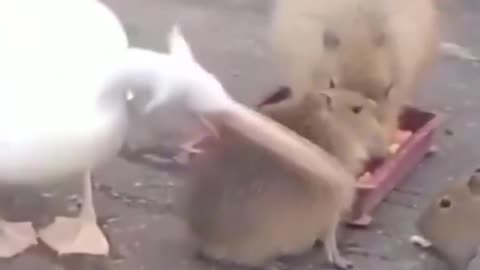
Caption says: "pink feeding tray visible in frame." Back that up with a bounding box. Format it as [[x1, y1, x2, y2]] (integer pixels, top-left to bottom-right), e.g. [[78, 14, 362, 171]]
[[258, 87, 446, 227]]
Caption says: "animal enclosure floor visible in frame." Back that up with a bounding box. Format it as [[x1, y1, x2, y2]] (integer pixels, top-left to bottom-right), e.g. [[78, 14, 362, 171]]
[[2, 0, 480, 269]]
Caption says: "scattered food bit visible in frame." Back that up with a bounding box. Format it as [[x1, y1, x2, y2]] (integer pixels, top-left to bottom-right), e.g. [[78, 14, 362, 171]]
[[41, 192, 54, 198], [358, 172, 372, 183], [425, 145, 439, 158], [394, 130, 412, 144], [104, 216, 120, 224], [444, 128, 454, 136], [429, 145, 439, 153], [410, 235, 432, 248], [389, 143, 400, 154], [388, 130, 412, 154], [67, 194, 80, 200]]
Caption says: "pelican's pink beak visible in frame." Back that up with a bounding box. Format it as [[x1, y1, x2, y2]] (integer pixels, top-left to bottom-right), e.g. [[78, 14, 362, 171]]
[[204, 101, 351, 184]]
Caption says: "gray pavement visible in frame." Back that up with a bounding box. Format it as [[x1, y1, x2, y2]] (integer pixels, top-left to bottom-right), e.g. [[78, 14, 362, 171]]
[[2, 0, 480, 269]]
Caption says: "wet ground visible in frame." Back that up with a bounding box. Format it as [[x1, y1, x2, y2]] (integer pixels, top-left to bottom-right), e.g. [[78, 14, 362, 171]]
[[2, 0, 480, 269]]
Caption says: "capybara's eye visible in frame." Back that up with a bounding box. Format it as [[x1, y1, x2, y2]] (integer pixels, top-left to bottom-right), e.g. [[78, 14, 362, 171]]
[[439, 197, 452, 209], [351, 106, 363, 114], [329, 79, 336, 88]]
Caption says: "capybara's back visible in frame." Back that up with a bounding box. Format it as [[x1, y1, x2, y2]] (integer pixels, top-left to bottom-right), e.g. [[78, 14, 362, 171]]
[[183, 127, 355, 268]]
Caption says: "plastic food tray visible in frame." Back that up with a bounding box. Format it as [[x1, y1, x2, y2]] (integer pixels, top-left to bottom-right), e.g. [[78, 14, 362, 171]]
[[259, 87, 445, 227]]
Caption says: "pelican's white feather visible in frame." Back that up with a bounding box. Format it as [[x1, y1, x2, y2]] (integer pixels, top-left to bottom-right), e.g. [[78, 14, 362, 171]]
[[0, 0, 129, 182]]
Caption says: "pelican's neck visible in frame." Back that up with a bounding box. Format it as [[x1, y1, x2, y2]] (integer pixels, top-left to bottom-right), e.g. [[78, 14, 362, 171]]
[[100, 47, 235, 117], [100, 48, 172, 107]]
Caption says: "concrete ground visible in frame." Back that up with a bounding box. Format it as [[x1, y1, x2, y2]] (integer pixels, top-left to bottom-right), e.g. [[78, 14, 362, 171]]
[[1, 0, 480, 269]]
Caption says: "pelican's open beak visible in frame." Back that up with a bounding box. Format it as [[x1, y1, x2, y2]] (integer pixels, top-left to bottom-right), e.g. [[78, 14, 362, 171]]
[[203, 101, 349, 182]]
